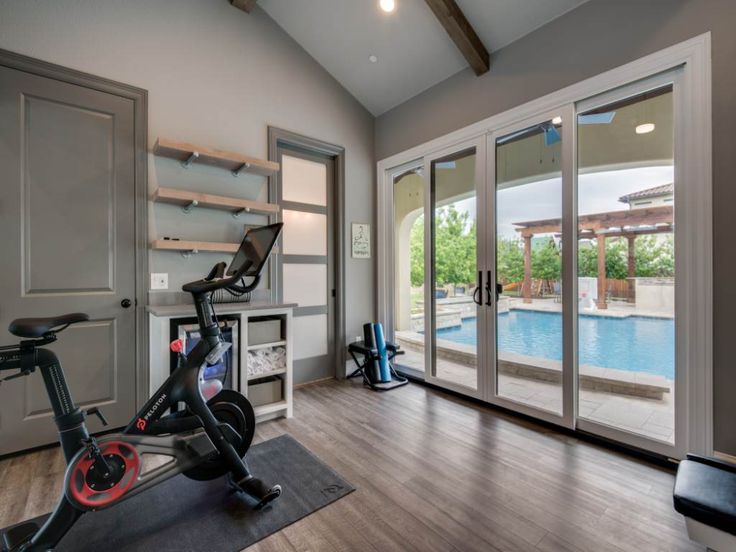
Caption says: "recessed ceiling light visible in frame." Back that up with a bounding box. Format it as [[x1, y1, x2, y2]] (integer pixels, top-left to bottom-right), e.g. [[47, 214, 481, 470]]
[[369, 55, 378, 63], [379, 0, 395, 13], [552, 116, 562, 125], [635, 123, 655, 134]]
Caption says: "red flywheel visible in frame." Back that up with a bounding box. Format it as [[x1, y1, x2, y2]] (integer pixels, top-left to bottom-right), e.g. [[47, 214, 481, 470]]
[[66, 441, 141, 509]]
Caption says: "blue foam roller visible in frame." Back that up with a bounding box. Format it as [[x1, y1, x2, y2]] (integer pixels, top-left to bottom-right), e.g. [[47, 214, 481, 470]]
[[373, 323, 391, 383]]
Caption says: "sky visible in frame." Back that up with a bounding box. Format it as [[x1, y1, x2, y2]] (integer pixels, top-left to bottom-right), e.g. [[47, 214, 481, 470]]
[[450, 165, 674, 238]]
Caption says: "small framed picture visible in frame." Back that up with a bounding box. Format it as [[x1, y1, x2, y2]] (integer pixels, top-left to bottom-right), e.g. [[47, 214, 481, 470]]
[[351, 223, 371, 259]]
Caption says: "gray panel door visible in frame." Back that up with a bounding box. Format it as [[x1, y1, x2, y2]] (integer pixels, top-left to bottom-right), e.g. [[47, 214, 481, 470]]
[[0, 65, 137, 455], [276, 148, 336, 383]]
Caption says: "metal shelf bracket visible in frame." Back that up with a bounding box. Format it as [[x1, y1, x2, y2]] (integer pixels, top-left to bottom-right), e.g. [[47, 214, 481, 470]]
[[182, 200, 199, 214], [232, 206, 252, 219], [181, 151, 200, 169], [232, 162, 251, 177]]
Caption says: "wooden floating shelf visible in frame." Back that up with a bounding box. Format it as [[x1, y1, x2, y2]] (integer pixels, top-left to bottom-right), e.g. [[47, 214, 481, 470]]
[[151, 239, 279, 255], [153, 137, 280, 177], [151, 239, 239, 253], [153, 187, 279, 216]]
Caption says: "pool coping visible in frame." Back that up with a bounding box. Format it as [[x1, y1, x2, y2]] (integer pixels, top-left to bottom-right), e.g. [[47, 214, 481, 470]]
[[395, 331, 672, 400]]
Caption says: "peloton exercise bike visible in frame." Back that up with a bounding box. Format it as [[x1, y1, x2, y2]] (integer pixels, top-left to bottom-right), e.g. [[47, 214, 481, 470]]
[[0, 223, 284, 552]]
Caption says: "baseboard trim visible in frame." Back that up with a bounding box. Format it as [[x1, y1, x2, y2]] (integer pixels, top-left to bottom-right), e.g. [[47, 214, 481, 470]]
[[714, 450, 736, 464]]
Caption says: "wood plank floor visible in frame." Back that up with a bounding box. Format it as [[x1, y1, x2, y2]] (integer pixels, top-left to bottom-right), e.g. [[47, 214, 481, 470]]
[[0, 379, 702, 551]]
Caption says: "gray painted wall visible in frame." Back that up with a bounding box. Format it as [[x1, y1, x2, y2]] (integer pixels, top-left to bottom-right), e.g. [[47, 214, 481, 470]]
[[375, 0, 736, 455], [0, 0, 376, 380]]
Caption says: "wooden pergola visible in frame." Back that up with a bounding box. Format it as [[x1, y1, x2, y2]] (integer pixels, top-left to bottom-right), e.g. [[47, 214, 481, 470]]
[[513, 205, 673, 309]]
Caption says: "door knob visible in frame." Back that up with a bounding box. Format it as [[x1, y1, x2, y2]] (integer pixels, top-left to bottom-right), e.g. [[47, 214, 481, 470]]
[[121, 298, 133, 309]]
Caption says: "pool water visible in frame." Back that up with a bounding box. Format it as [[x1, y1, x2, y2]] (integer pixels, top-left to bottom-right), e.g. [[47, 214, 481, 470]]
[[433, 310, 674, 379]]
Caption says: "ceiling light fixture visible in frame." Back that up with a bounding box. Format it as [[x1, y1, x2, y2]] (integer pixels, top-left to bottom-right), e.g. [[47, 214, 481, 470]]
[[379, 0, 395, 13], [635, 123, 655, 134], [552, 116, 562, 125], [369, 55, 378, 63]]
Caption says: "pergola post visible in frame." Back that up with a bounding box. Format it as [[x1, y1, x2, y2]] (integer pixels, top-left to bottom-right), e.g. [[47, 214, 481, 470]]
[[627, 235, 636, 304], [523, 234, 532, 304], [596, 233, 607, 310]]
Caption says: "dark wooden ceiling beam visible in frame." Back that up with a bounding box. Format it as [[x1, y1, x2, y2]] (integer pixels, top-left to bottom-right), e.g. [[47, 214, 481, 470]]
[[230, 0, 258, 14], [424, 0, 490, 76]]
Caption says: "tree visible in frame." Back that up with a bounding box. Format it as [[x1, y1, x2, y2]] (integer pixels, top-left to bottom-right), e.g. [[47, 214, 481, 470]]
[[531, 239, 561, 282], [408, 205, 477, 287], [433, 205, 476, 286], [578, 238, 627, 278], [496, 237, 525, 284], [635, 234, 674, 277], [577, 235, 674, 279], [409, 215, 424, 287]]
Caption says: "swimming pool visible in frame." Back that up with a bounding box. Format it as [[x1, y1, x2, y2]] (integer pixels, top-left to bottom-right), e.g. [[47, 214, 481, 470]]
[[433, 310, 674, 379]]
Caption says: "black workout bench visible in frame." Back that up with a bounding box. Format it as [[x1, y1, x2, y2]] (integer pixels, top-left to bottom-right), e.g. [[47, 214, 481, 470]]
[[674, 454, 736, 551]]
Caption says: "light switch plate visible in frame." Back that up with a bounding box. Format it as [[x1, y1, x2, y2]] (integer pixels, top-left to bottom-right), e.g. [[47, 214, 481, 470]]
[[150, 273, 168, 290]]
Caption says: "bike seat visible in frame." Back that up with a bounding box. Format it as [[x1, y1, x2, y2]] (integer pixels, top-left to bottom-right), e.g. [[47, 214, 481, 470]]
[[8, 313, 89, 338]]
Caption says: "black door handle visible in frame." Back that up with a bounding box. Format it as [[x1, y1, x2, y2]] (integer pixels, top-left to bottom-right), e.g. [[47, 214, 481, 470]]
[[121, 298, 132, 309], [473, 270, 483, 306], [485, 271, 493, 306]]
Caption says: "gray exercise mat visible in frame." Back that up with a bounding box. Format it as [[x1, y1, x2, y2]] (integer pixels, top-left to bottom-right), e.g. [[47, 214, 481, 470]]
[[5, 434, 354, 552]]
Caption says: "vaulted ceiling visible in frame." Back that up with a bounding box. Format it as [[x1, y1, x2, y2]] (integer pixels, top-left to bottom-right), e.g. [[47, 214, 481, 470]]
[[258, 0, 589, 115]]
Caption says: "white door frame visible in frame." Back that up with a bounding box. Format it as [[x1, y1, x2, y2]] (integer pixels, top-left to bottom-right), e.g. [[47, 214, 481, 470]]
[[378, 158, 424, 346], [376, 33, 712, 457]]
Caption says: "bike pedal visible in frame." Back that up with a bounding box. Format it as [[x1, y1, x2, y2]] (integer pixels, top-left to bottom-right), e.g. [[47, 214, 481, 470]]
[[2, 521, 39, 551], [255, 485, 282, 511]]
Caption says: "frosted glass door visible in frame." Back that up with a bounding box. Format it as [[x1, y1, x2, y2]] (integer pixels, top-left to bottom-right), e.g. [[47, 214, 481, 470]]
[[278, 151, 335, 383]]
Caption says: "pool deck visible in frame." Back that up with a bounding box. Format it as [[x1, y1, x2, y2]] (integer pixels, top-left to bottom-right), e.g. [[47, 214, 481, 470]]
[[396, 348, 674, 443], [510, 296, 674, 319], [396, 297, 675, 442]]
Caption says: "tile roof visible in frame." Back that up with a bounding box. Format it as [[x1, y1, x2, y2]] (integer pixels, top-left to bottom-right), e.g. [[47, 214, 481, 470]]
[[619, 183, 673, 204]]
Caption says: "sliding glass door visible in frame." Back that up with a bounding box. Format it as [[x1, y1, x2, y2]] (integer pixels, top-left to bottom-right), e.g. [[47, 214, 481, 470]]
[[382, 56, 705, 459], [574, 73, 683, 455], [489, 112, 569, 422], [423, 139, 486, 396], [391, 162, 426, 375]]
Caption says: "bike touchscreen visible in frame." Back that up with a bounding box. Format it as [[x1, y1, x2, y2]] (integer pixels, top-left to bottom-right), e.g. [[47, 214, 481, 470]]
[[226, 223, 284, 277]]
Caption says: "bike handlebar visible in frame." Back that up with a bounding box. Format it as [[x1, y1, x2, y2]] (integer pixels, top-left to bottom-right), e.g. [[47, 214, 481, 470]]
[[181, 259, 258, 296]]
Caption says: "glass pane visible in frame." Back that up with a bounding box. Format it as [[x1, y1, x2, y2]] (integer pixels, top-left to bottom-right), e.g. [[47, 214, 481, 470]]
[[431, 149, 478, 390], [283, 263, 327, 307], [576, 86, 675, 443], [495, 118, 563, 414], [282, 154, 327, 206], [282, 210, 327, 255], [392, 167, 426, 374], [292, 314, 328, 359]]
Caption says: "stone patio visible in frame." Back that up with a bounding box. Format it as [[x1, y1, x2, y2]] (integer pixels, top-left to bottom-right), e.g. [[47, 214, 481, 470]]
[[396, 346, 674, 444]]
